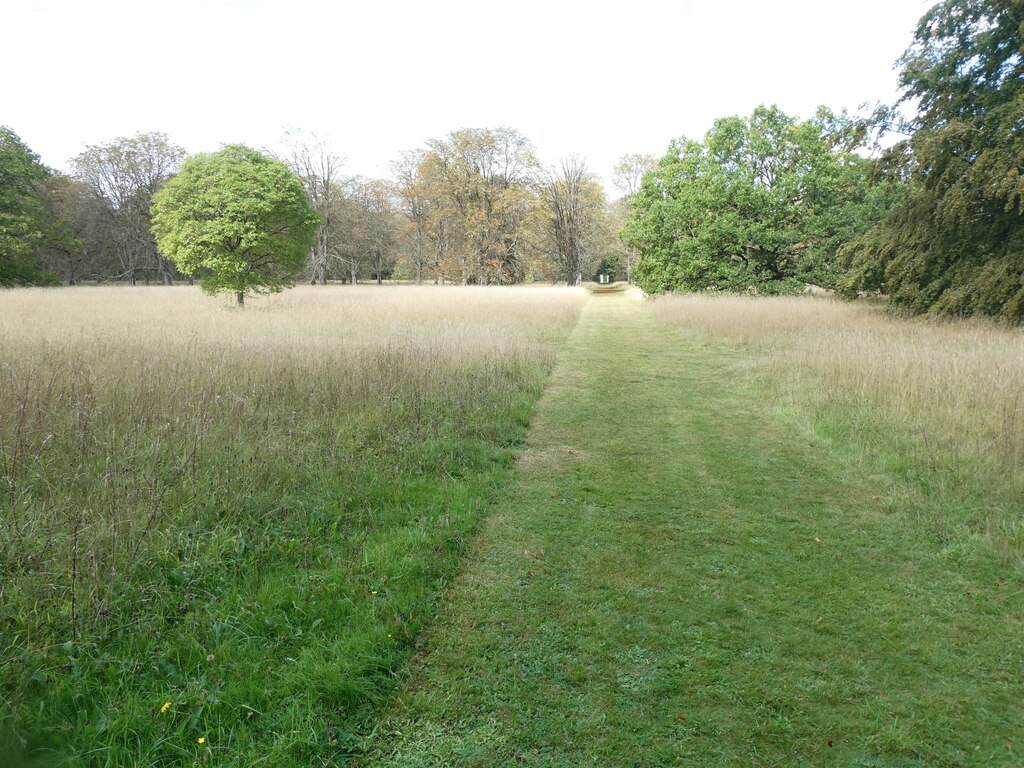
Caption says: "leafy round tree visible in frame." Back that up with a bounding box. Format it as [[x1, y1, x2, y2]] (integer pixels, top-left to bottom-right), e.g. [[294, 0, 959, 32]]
[[622, 106, 895, 296], [152, 144, 319, 304]]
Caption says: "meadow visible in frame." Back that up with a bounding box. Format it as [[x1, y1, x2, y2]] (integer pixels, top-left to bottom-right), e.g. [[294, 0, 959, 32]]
[[0, 285, 585, 766], [3, 284, 1023, 767], [356, 290, 1023, 767], [649, 295, 1024, 561]]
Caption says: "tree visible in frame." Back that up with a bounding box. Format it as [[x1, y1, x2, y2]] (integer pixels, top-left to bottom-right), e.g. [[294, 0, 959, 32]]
[[283, 130, 348, 285], [611, 153, 657, 283], [34, 176, 109, 284], [840, 0, 1024, 320], [344, 177, 398, 284], [612, 153, 656, 198], [543, 156, 607, 285], [392, 150, 433, 284], [71, 132, 186, 285], [409, 127, 542, 284], [0, 127, 74, 286], [622, 105, 892, 295], [604, 198, 634, 282], [151, 145, 319, 305]]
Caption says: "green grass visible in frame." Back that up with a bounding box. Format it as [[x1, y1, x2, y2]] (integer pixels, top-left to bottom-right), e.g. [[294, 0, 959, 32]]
[[0, 286, 584, 767], [358, 294, 1024, 767], [5, 288, 1022, 766], [2, 392, 539, 768]]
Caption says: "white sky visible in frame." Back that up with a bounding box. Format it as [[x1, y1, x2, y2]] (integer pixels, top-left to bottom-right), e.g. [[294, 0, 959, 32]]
[[4, 0, 932, 191]]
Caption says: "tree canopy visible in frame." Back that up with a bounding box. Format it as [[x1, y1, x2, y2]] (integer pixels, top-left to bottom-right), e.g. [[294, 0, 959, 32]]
[[0, 127, 74, 286], [621, 106, 894, 295], [151, 145, 319, 304], [72, 132, 186, 285], [413, 128, 542, 284], [841, 0, 1024, 320]]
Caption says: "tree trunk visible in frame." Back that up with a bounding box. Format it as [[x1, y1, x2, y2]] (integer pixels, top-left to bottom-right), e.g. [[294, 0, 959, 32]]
[[236, 291, 244, 307]]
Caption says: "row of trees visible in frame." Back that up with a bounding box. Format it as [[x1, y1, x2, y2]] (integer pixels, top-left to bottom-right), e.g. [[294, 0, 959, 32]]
[[2, 126, 643, 291], [8, 2, 1015, 319], [622, 0, 1022, 321], [287, 127, 634, 287]]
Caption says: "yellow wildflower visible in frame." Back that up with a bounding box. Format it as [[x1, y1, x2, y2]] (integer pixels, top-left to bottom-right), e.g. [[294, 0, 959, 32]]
[[160, 702, 171, 714], [197, 737, 205, 745]]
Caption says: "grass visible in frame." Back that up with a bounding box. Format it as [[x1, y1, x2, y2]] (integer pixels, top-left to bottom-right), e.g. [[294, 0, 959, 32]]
[[6, 286, 1023, 766], [649, 294, 1024, 561], [0, 284, 586, 767], [358, 292, 1024, 767]]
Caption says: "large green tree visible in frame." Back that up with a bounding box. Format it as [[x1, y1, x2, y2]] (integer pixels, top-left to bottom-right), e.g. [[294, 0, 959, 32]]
[[840, 0, 1024, 320], [151, 145, 319, 305], [621, 106, 894, 295], [0, 127, 74, 286]]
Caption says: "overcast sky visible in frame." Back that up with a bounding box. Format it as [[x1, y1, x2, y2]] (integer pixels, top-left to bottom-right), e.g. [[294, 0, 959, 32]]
[[5, 0, 932, 190]]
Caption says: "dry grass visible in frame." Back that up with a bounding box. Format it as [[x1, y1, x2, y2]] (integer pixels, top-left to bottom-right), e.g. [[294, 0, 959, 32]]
[[0, 283, 586, 765], [0, 284, 586, 568], [649, 293, 1024, 555]]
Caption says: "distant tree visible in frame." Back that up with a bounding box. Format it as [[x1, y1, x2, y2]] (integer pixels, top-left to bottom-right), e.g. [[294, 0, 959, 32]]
[[622, 105, 892, 295], [611, 153, 656, 283], [283, 130, 347, 285], [345, 177, 398, 284], [392, 150, 433, 284], [606, 198, 635, 282], [34, 176, 109, 284], [612, 153, 656, 198], [840, 0, 1024, 321], [412, 127, 542, 284], [0, 127, 75, 286], [543, 156, 607, 285], [151, 144, 319, 305], [71, 132, 186, 285]]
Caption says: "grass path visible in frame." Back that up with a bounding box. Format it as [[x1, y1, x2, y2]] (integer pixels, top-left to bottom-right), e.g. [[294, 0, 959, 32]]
[[358, 294, 1023, 767]]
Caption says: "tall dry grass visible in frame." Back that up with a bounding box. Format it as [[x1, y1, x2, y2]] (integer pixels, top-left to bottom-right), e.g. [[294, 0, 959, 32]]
[[1, 284, 583, 569], [0, 284, 585, 764], [649, 293, 1024, 555]]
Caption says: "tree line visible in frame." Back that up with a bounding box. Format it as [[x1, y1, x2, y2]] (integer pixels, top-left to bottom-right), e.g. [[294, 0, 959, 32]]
[[1, 126, 639, 291], [3, 0, 1020, 319], [623, 0, 1022, 321]]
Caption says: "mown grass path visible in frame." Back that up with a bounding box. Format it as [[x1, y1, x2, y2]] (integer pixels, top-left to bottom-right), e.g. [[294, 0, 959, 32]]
[[359, 294, 1023, 767]]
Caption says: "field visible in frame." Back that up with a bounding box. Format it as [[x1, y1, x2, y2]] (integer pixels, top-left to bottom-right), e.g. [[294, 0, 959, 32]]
[[0, 285, 585, 766], [650, 295, 1024, 560], [355, 290, 1023, 767], [3, 285, 1023, 767]]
